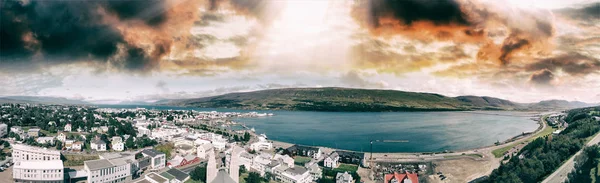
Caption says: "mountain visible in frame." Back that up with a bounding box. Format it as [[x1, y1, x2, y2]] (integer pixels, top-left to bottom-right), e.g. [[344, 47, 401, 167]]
[[527, 100, 596, 110], [0, 96, 89, 105], [168, 87, 524, 112]]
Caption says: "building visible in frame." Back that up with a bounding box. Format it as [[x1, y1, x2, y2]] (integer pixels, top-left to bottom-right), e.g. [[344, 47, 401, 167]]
[[384, 172, 419, 183], [335, 151, 365, 166], [84, 154, 137, 183], [133, 172, 169, 183], [36, 136, 55, 145], [64, 123, 72, 132], [336, 172, 353, 183], [0, 123, 7, 137], [13, 160, 64, 183], [91, 139, 107, 151], [28, 128, 41, 137], [197, 143, 214, 159], [142, 149, 167, 171], [273, 166, 312, 183], [160, 168, 190, 183], [12, 144, 61, 162], [168, 154, 200, 168], [286, 145, 321, 159], [174, 140, 196, 155], [305, 162, 322, 181], [11, 126, 23, 134], [112, 137, 125, 152], [250, 136, 273, 151], [324, 152, 340, 168], [57, 132, 67, 142], [72, 141, 83, 151]]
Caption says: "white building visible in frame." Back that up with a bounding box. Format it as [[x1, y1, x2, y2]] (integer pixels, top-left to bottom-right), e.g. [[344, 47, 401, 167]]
[[252, 153, 273, 175], [13, 160, 64, 183], [137, 127, 152, 137], [11, 126, 23, 134], [324, 152, 340, 168], [142, 149, 167, 171], [0, 123, 7, 137], [84, 158, 132, 183], [64, 124, 72, 132], [274, 166, 312, 183], [336, 172, 353, 183], [56, 132, 67, 142], [112, 137, 124, 152], [72, 141, 83, 151], [12, 144, 61, 162], [273, 154, 295, 168], [305, 162, 322, 181], [91, 139, 107, 151], [36, 136, 55, 145], [197, 143, 214, 159], [250, 136, 273, 151]]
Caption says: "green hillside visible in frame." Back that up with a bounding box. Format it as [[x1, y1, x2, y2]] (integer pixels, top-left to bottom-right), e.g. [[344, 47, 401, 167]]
[[170, 87, 520, 112]]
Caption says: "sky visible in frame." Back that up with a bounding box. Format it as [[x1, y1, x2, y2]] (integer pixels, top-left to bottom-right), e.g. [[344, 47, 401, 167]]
[[1, 0, 599, 104]]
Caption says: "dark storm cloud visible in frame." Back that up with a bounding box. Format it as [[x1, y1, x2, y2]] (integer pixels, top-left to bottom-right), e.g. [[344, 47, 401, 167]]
[[0, 0, 175, 72], [529, 69, 555, 86], [555, 2, 600, 20], [499, 36, 530, 65], [359, 0, 470, 28], [526, 53, 600, 76]]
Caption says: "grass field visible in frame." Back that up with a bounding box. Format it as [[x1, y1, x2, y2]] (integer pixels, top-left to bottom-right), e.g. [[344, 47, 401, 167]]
[[492, 115, 555, 158], [333, 163, 358, 172], [294, 156, 312, 165], [63, 154, 99, 166]]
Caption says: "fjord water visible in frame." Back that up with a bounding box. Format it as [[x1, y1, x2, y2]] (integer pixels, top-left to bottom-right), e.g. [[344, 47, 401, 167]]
[[235, 111, 539, 153], [99, 105, 538, 153]]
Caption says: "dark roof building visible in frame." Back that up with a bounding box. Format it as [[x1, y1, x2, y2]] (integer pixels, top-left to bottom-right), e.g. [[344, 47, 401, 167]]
[[163, 168, 190, 182], [142, 149, 165, 157]]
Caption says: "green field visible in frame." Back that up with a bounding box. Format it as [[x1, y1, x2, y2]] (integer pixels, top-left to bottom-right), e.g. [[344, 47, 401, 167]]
[[333, 163, 358, 172], [63, 154, 99, 166], [294, 156, 312, 165]]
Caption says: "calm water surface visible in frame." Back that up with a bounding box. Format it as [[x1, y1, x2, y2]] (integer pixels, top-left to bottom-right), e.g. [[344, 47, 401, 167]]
[[99, 105, 539, 152]]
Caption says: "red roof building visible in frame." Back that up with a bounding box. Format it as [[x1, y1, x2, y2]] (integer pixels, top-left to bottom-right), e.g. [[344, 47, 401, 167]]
[[384, 172, 418, 183]]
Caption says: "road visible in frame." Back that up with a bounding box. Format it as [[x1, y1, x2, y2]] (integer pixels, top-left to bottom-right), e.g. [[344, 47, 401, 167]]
[[542, 131, 600, 183]]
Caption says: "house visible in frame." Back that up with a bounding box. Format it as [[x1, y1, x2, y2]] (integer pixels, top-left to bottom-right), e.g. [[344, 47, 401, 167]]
[[100, 126, 109, 133], [72, 141, 83, 151], [64, 140, 74, 150], [56, 132, 67, 142], [90, 139, 107, 151], [335, 151, 365, 166], [336, 172, 353, 183], [133, 172, 169, 183], [0, 123, 7, 137], [273, 166, 312, 183], [112, 140, 124, 151], [160, 168, 191, 183], [27, 128, 40, 137], [64, 124, 72, 132], [252, 153, 273, 175], [273, 154, 295, 168], [197, 143, 214, 159], [10, 126, 23, 134], [305, 162, 322, 181], [384, 172, 419, 183], [324, 152, 340, 168], [286, 145, 321, 159], [36, 137, 55, 145]]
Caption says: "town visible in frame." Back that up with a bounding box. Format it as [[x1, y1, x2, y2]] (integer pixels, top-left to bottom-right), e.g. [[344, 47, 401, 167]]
[[0, 104, 424, 183]]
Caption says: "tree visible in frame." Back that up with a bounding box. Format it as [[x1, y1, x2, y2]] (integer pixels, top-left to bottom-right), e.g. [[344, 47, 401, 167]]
[[239, 165, 247, 174], [125, 136, 135, 149], [56, 141, 63, 150], [243, 132, 251, 142], [245, 172, 263, 183], [190, 165, 207, 182], [108, 126, 116, 137]]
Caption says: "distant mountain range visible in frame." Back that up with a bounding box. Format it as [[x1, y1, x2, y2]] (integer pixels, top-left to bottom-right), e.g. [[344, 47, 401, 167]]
[[1, 87, 596, 112], [165, 87, 597, 112], [0, 96, 90, 105]]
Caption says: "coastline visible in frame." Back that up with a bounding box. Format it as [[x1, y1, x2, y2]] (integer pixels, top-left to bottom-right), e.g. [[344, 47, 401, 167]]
[[261, 113, 545, 156]]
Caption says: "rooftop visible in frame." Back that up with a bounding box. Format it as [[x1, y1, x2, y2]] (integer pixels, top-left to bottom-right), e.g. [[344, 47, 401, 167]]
[[85, 159, 114, 170], [12, 144, 61, 155], [147, 172, 168, 183], [211, 169, 236, 183], [142, 149, 165, 157], [15, 160, 63, 170], [165, 168, 190, 181]]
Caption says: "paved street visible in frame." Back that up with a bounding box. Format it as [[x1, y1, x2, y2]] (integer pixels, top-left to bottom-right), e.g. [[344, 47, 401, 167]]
[[542, 132, 600, 183]]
